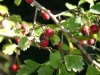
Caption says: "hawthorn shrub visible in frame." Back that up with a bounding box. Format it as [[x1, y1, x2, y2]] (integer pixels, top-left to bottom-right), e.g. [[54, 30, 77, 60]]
[[0, 0, 100, 75]]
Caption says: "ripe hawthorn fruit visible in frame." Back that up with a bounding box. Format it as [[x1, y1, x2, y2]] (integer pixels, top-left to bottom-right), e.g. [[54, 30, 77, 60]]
[[21, 25, 28, 34], [57, 42, 61, 49], [45, 28, 54, 38], [40, 32, 47, 40], [41, 9, 51, 20], [26, 0, 33, 4], [81, 40, 87, 46], [90, 25, 99, 34], [40, 40, 49, 47], [88, 38, 95, 45], [81, 28, 89, 36], [11, 64, 19, 72], [14, 38, 20, 43]]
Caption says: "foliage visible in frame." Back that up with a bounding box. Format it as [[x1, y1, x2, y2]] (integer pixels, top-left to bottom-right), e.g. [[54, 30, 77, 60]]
[[0, 0, 100, 75]]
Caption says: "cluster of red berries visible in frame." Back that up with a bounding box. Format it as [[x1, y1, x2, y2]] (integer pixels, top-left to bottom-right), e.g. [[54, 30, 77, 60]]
[[40, 28, 54, 47], [81, 38, 95, 46], [11, 64, 19, 72], [81, 24, 99, 36], [14, 25, 28, 43], [80, 24, 99, 46]]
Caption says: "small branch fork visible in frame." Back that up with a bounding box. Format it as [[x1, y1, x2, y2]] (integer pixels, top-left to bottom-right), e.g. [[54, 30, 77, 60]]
[[33, 0, 100, 69], [0, 0, 100, 69]]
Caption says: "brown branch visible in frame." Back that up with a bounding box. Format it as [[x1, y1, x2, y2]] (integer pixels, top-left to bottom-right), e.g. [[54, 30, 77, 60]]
[[33, 0, 93, 63]]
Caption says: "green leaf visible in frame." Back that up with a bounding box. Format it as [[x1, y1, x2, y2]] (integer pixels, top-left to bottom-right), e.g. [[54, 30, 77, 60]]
[[17, 59, 40, 75], [60, 64, 75, 75], [14, 0, 22, 6], [65, 3, 77, 10], [90, 3, 100, 14], [50, 34, 60, 46], [0, 0, 3, 1], [0, 36, 4, 43], [65, 55, 84, 72], [63, 12, 74, 17], [50, 51, 62, 69], [71, 49, 82, 55], [60, 20, 68, 29], [9, 15, 22, 23], [0, 5, 8, 15], [61, 43, 69, 51], [86, 65, 100, 75], [2, 43, 17, 55], [67, 17, 81, 31], [78, 0, 95, 7], [18, 36, 30, 51], [37, 65, 54, 75]]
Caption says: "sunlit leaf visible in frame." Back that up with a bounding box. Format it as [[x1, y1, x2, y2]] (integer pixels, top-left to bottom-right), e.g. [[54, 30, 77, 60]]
[[90, 3, 100, 14], [67, 17, 81, 31], [65, 3, 77, 10], [9, 15, 22, 23], [2, 43, 17, 55], [65, 55, 84, 72], [14, 0, 22, 6], [18, 36, 30, 51], [0, 4, 8, 15], [17, 59, 40, 75]]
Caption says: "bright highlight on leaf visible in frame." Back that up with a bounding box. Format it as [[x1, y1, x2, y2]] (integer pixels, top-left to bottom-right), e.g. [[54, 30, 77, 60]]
[[65, 55, 84, 72], [2, 43, 17, 55], [65, 3, 77, 10], [90, 3, 100, 14], [0, 4, 8, 15], [16, 59, 40, 75]]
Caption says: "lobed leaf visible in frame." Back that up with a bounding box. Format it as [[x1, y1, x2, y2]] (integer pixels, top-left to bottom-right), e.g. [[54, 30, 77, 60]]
[[50, 51, 62, 69], [2, 43, 17, 55], [18, 36, 30, 51], [65, 55, 84, 72], [17, 59, 40, 75]]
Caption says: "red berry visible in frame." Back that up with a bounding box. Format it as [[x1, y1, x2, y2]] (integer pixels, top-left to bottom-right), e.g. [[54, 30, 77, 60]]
[[11, 64, 19, 72], [40, 33, 47, 40], [45, 28, 54, 38], [21, 25, 28, 34], [40, 40, 49, 47], [57, 42, 61, 49], [14, 38, 20, 43], [26, 0, 33, 4], [42, 9, 51, 20], [81, 28, 89, 36], [88, 38, 95, 45], [90, 25, 99, 34], [81, 40, 87, 46]]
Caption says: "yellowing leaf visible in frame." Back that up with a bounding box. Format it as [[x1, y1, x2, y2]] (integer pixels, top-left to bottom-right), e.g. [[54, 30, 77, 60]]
[[2, 44, 17, 55]]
